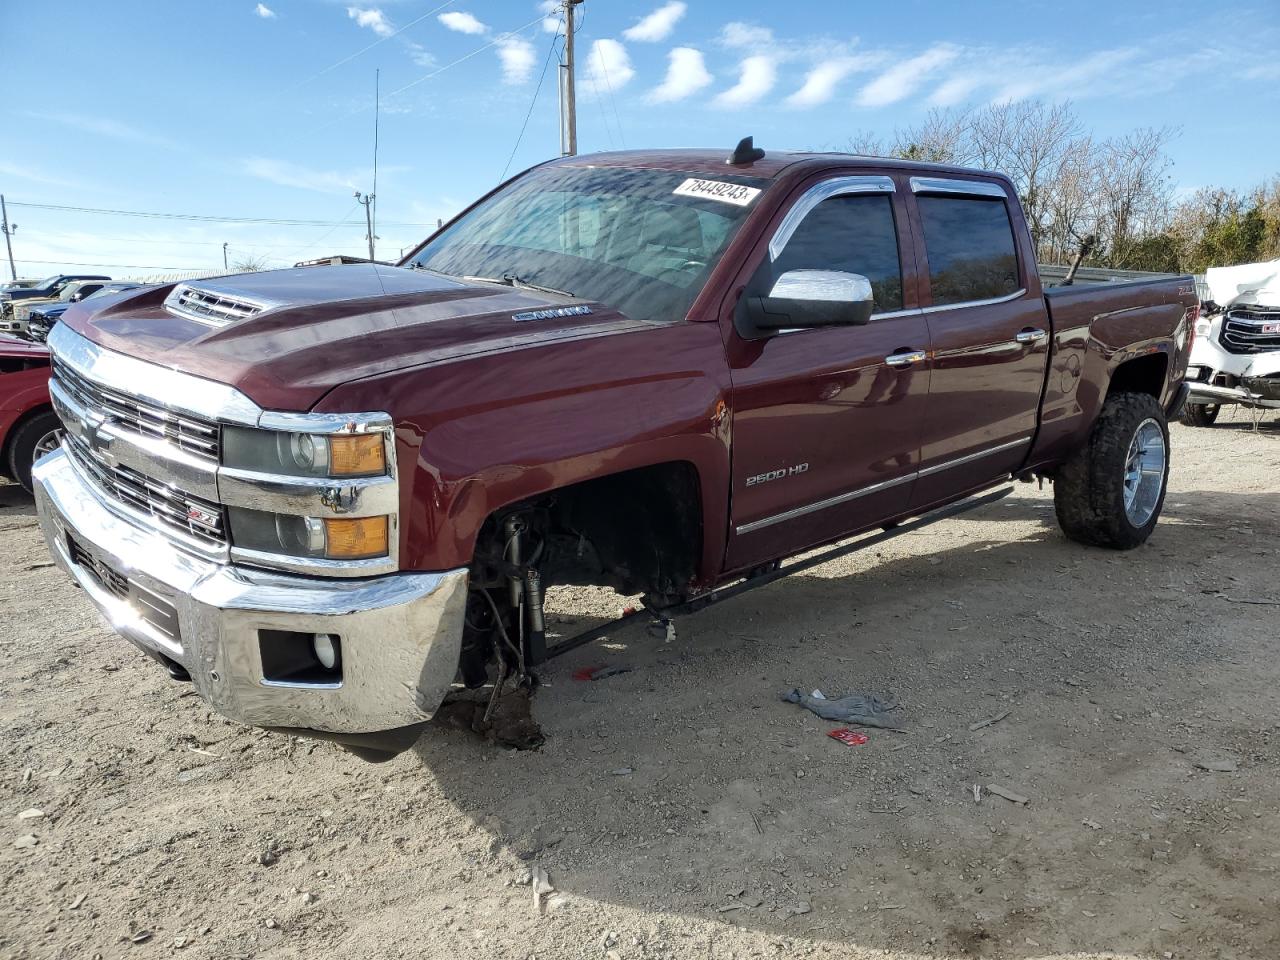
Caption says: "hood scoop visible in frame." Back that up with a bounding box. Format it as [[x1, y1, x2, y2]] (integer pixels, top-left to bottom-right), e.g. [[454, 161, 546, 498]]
[[164, 281, 281, 328]]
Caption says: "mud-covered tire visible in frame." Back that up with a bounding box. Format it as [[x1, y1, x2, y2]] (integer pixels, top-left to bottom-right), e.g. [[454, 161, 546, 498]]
[[1054, 392, 1170, 550], [7, 410, 62, 495], [1180, 402, 1220, 427]]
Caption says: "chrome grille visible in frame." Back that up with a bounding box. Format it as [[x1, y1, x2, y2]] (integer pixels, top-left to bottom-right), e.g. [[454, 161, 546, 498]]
[[165, 284, 267, 327], [53, 359, 220, 462], [65, 434, 226, 546], [1220, 307, 1280, 355]]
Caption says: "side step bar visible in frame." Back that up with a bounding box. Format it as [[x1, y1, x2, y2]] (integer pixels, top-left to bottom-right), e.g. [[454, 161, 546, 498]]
[[544, 484, 1015, 661]]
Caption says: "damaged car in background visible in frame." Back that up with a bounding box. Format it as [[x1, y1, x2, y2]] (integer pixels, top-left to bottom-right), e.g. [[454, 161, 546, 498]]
[[1182, 258, 1280, 425]]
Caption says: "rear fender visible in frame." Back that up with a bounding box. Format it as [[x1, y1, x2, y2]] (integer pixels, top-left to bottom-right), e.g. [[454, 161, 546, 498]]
[[1030, 299, 1188, 469]]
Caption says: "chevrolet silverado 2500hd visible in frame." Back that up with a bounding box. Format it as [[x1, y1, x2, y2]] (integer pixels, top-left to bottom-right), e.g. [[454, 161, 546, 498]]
[[32, 146, 1196, 759]]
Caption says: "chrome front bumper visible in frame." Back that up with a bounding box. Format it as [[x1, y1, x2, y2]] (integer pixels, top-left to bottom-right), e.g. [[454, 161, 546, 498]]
[[34, 448, 468, 735]]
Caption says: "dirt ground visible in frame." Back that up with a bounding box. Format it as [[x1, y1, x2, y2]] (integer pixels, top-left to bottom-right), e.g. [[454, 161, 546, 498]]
[[2, 410, 1279, 960]]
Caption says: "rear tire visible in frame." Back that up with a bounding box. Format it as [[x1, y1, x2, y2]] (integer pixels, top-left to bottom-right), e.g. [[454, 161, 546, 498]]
[[1180, 403, 1220, 427], [1054, 392, 1170, 550], [7, 410, 62, 495]]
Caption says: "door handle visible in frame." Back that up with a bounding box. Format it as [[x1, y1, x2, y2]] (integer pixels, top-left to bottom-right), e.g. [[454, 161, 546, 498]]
[[1015, 328, 1048, 344], [885, 350, 927, 368]]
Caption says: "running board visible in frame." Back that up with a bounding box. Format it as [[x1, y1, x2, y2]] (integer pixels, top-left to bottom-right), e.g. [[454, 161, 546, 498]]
[[544, 484, 1015, 661]]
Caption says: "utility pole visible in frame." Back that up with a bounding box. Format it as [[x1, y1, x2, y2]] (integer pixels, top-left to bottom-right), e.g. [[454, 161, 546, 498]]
[[222, 242, 229, 271], [355, 191, 376, 262], [0, 195, 17, 281], [560, 0, 584, 156], [371, 68, 379, 261]]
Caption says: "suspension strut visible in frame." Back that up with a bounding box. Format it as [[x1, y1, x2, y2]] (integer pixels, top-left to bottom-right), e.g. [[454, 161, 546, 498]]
[[503, 514, 548, 668]]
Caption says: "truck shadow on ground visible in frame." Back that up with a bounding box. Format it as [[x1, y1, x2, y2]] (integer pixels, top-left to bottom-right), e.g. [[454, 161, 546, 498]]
[[411, 488, 1280, 959], [0, 480, 37, 517]]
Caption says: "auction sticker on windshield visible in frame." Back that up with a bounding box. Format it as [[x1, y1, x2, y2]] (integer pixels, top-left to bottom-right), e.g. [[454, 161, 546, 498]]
[[673, 178, 761, 207]]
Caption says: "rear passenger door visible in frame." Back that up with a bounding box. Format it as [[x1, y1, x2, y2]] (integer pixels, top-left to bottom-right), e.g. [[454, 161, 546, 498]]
[[905, 177, 1051, 508]]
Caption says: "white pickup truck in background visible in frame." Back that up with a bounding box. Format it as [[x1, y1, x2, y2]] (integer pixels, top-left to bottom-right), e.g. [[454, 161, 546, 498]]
[[1183, 258, 1280, 426]]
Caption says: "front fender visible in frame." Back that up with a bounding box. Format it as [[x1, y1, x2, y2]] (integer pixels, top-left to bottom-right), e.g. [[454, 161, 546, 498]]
[[315, 320, 733, 584]]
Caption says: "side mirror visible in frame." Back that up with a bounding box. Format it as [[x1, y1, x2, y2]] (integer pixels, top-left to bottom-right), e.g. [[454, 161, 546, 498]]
[[747, 270, 875, 331]]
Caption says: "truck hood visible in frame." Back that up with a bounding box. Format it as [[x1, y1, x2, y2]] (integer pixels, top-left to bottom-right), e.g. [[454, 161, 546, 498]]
[[1203, 258, 1280, 309], [0, 334, 49, 360], [61, 263, 652, 411]]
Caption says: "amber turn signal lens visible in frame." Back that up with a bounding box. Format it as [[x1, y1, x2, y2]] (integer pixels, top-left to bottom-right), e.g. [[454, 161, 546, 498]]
[[323, 516, 389, 559], [328, 434, 386, 476]]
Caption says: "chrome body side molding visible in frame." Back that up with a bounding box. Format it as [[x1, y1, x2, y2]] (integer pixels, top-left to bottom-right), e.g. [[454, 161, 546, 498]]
[[735, 437, 1030, 535]]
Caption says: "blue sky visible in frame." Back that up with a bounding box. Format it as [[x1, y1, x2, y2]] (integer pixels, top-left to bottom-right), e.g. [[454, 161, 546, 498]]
[[3, 0, 1278, 278]]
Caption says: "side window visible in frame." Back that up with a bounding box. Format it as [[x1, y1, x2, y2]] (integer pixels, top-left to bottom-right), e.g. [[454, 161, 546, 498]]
[[916, 196, 1020, 305], [773, 195, 903, 312]]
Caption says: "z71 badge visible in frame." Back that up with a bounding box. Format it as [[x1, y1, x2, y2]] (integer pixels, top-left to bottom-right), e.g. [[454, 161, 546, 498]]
[[745, 463, 809, 486]]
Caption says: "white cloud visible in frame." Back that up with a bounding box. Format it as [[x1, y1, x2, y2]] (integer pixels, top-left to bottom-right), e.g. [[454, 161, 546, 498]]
[[405, 41, 435, 68], [242, 157, 365, 194], [856, 44, 958, 108], [786, 58, 865, 108], [927, 72, 984, 107], [623, 2, 686, 43], [254, 3, 276, 19], [992, 48, 1135, 103], [28, 111, 178, 150], [648, 47, 712, 103], [583, 39, 635, 95], [497, 36, 538, 84], [714, 55, 776, 108], [539, 0, 560, 33], [0, 160, 89, 191], [720, 22, 774, 50], [438, 11, 488, 35], [347, 7, 393, 38]]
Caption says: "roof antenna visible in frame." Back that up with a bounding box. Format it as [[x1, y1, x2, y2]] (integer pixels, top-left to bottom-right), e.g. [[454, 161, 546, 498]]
[[727, 135, 765, 166]]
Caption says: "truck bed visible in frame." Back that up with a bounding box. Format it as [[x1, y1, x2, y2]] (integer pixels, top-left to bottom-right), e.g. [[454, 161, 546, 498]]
[[1038, 263, 1186, 289]]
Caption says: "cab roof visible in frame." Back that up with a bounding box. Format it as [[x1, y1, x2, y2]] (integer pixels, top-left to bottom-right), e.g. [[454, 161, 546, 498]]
[[553, 147, 1007, 184]]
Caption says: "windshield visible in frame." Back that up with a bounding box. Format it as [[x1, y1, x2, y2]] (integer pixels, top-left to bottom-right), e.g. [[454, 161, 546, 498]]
[[405, 165, 770, 324]]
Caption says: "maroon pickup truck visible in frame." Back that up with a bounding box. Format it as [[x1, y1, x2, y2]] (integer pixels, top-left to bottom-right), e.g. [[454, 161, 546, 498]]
[[32, 145, 1196, 759]]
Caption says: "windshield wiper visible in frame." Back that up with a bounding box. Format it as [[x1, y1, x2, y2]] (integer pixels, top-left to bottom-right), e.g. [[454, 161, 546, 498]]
[[458, 273, 575, 299]]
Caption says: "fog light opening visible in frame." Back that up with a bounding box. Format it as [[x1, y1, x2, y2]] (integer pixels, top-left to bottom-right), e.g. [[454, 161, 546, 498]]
[[258, 629, 343, 686]]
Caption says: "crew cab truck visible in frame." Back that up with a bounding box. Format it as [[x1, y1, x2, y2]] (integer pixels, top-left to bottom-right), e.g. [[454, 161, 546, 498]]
[[32, 146, 1195, 760]]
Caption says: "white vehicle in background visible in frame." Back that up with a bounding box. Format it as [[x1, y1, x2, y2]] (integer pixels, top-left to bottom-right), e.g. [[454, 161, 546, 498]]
[[1183, 259, 1280, 426]]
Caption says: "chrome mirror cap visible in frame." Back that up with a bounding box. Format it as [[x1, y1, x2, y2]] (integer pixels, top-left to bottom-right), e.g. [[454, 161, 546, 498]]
[[769, 269, 874, 305]]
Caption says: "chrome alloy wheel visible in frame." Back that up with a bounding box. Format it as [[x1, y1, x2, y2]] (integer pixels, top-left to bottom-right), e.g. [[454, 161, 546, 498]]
[[1122, 418, 1166, 527], [33, 428, 63, 462]]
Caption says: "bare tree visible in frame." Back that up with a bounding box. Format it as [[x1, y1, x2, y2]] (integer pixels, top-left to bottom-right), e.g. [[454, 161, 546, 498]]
[[891, 108, 971, 165], [1092, 127, 1176, 267], [229, 253, 272, 273]]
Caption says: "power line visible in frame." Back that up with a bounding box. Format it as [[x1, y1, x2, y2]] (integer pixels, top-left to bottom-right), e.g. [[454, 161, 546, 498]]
[[498, 19, 563, 183], [384, 14, 548, 100], [15, 258, 217, 271], [277, 0, 457, 96], [6, 200, 432, 228]]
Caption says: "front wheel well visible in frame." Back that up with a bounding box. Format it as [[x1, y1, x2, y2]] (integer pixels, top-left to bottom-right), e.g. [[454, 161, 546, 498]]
[[473, 461, 704, 605]]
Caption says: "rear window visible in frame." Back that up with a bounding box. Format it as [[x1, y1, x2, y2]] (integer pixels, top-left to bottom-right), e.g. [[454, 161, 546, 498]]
[[917, 196, 1020, 306]]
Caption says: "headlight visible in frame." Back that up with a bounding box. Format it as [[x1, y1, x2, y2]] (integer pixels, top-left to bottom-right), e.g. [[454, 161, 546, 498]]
[[229, 507, 390, 560], [223, 426, 387, 478]]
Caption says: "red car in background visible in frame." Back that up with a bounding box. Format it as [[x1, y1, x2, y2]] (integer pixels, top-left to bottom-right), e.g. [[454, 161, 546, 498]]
[[0, 335, 56, 493]]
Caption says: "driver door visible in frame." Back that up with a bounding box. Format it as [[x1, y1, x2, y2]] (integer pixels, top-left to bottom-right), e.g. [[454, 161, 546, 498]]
[[723, 174, 930, 572]]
